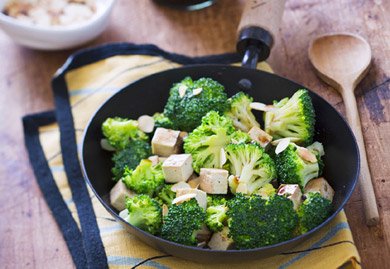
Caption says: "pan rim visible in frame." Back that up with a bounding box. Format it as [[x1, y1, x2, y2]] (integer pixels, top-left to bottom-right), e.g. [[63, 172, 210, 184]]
[[80, 64, 360, 254]]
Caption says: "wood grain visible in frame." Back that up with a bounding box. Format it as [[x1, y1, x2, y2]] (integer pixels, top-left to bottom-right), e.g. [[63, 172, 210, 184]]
[[0, 0, 389, 268], [308, 33, 379, 225]]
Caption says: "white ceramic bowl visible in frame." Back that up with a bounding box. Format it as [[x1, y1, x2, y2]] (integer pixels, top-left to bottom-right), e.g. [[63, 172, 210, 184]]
[[0, 0, 116, 50]]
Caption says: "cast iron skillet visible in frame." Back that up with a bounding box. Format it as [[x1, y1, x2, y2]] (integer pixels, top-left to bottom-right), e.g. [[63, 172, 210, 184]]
[[81, 1, 359, 263]]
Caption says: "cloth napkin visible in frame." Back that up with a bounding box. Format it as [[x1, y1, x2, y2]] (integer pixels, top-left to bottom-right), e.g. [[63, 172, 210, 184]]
[[23, 43, 361, 269]]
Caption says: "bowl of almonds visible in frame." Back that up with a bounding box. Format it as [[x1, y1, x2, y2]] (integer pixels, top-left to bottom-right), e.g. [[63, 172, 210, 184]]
[[0, 0, 116, 50]]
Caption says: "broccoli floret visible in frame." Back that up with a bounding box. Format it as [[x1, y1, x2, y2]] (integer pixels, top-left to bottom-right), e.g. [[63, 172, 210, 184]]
[[161, 198, 206, 246], [227, 194, 298, 249], [111, 140, 151, 181], [184, 111, 250, 173], [125, 194, 162, 235], [264, 89, 315, 146], [122, 159, 165, 196], [102, 117, 148, 150], [297, 192, 332, 234], [155, 184, 176, 206], [163, 77, 228, 132], [152, 113, 175, 130], [275, 143, 320, 188], [257, 183, 276, 199], [225, 143, 276, 195], [207, 194, 228, 207], [225, 92, 260, 132], [206, 201, 228, 232]]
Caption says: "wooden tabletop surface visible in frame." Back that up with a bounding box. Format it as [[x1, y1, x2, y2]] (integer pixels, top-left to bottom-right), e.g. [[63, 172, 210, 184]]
[[0, 0, 389, 268]]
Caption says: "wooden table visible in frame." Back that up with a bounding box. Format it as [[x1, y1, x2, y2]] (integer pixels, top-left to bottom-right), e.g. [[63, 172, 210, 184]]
[[0, 1, 389, 268]]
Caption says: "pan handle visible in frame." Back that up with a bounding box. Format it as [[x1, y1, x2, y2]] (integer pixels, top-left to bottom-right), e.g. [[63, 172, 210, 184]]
[[237, 0, 286, 68]]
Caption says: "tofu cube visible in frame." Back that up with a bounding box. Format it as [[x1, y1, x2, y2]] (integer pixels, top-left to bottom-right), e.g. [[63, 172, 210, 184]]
[[277, 184, 303, 210], [110, 181, 136, 211], [159, 157, 168, 163], [304, 177, 335, 202], [176, 188, 207, 210], [199, 168, 229, 194], [151, 128, 182, 157], [208, 227, 234, 250], [248, 126, 273, 148], [162, 154, 193, 183], [148, 155, 160, 166]]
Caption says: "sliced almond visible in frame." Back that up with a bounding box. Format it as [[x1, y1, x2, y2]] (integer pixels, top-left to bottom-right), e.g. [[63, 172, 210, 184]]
[[271, 137, 301, 146], [275, 137, 291, 155], [138, 115, 155, 133], [220, 148, 227, 167], [197, 241, 207, 248], [162, 204, 169, 217], [119, 209, 129, 220], [100, 138, 116, 151], [187, 174, 201, 189], [178, 85, 187, 98], [250, 102, 275, 112], [297, 146, 317, 163], [192, 88, 203, 95], [172, 193, 196, 205], [171, 181, 191, 192]]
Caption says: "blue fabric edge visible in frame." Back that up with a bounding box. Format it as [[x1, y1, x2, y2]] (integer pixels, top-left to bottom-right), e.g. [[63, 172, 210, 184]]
[[22, 111, 87, 269]]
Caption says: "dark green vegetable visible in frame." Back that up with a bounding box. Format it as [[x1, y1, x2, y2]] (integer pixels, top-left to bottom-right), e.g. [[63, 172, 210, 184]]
[[275, 143, 320, 188], [163, 77, 228, 132], [297, 192, 332, 234], [161, 198, 206, 246], [227, 194, 298, 249], [111, 140, 151, 181], [264, 89, 315, 146], [225, 142, 276, 195], [205, 196, 228, 232], [126, 194, 162, 235], [184, 111, 250, 173], [206, 194, 228, 207], [152, 113, 175, 130], [155, 184, 176, 206], [102, 117, 148, 150], [225, 91, 260, 132], [122, 159, 165, 196]]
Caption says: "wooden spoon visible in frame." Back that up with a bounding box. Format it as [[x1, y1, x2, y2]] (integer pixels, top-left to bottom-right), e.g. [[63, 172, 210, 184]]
[[309, 33, 379, 226]]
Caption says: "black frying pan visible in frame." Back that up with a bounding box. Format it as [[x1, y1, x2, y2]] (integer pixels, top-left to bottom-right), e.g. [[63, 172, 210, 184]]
[[81, 0, 359, 263]]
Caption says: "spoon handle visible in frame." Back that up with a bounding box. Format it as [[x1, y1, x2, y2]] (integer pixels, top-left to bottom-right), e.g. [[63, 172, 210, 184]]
[[341, 87, 379, 226]]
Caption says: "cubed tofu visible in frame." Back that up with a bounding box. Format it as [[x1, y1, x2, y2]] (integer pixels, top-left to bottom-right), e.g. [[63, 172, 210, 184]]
[[110, 181, 136, 211], [171, 181, 191, 192], [277, 184, 303, 210], [151, 128, 182, 157], [148, 155, 160, 166], [304, 177, 335, 202], [162, 154, 194, 183], [248, 126, 273, 148], [208, 227, 234, 250], [159, 157, 168, 163], [199, 168, 228, 194], [176, 188, 207, 210]]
